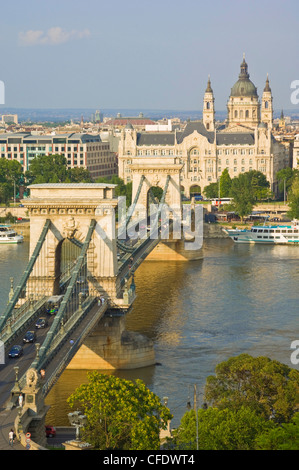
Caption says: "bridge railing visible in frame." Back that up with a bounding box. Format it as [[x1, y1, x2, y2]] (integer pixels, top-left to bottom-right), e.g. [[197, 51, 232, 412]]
[[29, 219, 97, 372], [41, 299, 108, 397], [0, 296, 48, 347], [0, 219, 51, 334]]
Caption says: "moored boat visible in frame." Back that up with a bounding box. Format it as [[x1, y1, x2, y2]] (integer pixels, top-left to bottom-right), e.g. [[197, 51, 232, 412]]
[[0, 225, 24, 244], [223, 220, 299, 244]]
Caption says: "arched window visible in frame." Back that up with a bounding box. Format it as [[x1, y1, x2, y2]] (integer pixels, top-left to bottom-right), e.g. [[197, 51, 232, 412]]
[[234, 110, 238, 118], [265, 101, 269, 109], [206, 102, 210, 109], [245, 110, 249, 118]]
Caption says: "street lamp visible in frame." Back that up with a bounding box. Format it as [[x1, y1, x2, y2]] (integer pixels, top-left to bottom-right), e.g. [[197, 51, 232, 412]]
[[68, 411, 87, 441]]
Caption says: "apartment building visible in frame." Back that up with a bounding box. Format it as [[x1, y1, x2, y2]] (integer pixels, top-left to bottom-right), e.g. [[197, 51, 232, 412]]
[[0, 132, 117, 180]]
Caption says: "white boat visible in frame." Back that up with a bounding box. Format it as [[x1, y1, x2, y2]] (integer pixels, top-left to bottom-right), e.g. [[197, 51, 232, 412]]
[[0, 225, 24, 244], [223, 220, 299, 244]]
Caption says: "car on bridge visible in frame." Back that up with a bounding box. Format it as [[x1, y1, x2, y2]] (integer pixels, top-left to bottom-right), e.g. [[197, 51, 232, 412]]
[[45, 425, 56, 438], [35, 317, 48, 329], [23, 331, 36, 343], [8, 345, 23, 358], [46, 295, 63, 315]]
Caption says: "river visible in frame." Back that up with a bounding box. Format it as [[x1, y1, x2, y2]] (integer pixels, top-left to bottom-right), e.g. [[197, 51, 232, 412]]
[[0, 238, 298, 428]]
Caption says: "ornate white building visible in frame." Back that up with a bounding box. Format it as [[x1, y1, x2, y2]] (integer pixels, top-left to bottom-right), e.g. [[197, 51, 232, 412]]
[[118, 56, 289, 196]]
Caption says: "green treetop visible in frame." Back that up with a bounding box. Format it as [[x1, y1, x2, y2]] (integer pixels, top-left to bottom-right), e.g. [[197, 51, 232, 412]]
[[67, 372, 172, 450]]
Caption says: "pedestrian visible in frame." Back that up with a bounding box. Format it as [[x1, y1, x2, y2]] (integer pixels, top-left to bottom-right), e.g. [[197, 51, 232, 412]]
[[9, 429, 14, 446], [18, 393, 23, 408]]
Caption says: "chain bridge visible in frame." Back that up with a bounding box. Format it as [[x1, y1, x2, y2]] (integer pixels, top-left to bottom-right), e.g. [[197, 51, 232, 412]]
[[0, 172, 203, 449]]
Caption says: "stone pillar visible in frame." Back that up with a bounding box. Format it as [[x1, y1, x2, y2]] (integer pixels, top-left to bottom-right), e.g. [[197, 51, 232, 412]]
[[19, 368, 50, 448], [66, 314, 155, 370]]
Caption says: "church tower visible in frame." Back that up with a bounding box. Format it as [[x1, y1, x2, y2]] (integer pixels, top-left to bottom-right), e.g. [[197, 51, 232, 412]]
[[227, 54, 260, 129], [202, 76, 215, 131], [261, 74, 273, 129]]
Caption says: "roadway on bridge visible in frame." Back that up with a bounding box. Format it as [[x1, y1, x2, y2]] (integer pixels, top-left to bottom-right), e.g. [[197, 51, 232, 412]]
[[0, 313, 57, 409], [0, 299, 108, 450]]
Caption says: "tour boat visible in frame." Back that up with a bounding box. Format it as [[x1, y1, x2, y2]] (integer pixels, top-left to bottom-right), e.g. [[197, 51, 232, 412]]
[[223, 220, 299, 244], [0, 225, 24, 244]]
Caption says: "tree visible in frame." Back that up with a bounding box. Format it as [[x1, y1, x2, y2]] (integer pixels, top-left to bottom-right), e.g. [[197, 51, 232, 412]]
[[203, 182, 218, 199], [230, 173, 255, 221], [287, 176, 299, 219], [0, 159, 23, 204], [173, 406, 273, 450], [26, 154, 69, 184], [219, 168, 232, 197], [68, 167, 92, 183], [255, 412, 299, 450], [276, 167, 299, 199], [246, 170, 271, 200], [67, 372, 172, 450], [204, 354, 299, 423]]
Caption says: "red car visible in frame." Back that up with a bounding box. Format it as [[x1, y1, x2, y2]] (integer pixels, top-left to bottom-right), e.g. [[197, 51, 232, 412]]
[[45, 425, 56, 438]]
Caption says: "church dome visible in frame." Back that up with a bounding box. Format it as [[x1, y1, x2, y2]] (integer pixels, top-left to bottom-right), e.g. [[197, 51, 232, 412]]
[[230, 56, 258, 98]]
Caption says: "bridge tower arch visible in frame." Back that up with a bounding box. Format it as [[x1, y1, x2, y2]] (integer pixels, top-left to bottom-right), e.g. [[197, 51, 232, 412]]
[[130, 161, 183, 213], [25, 183, 120, 300]]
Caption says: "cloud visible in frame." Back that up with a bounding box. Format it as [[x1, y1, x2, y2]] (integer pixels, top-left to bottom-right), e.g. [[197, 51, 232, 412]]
[[19, 27, 91, 46]]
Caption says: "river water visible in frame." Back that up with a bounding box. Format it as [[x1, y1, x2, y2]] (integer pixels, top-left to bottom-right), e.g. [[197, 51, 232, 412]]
[[0, 238, 298, 427]]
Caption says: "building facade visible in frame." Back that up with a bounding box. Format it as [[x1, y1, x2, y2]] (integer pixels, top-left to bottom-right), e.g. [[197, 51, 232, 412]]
[[118, 57, 289, 197], [0, 132, 117, 180]]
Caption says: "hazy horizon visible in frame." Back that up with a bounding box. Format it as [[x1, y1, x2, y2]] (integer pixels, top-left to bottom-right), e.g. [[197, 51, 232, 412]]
[[1, 0, 299, 111]]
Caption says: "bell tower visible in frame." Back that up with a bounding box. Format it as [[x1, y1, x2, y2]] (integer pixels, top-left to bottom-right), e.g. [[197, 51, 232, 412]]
[[261, 74, 273, 130], [202, 76, 215, 131]]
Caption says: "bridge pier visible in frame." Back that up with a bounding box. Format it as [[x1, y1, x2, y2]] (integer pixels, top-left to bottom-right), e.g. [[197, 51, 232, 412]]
[[146, 238, 203, 261], [66, 314, 155, 370]]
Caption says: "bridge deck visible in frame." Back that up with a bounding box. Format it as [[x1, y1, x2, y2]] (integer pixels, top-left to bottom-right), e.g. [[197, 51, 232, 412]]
[[0, 299, 108, 450]]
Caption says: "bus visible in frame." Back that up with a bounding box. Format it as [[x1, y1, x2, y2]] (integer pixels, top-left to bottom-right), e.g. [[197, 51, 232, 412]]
[[211, 198, 233, 207]]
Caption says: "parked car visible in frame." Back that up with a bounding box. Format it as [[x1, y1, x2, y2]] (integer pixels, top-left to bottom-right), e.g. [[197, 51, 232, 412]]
[[45, 425, 56, 438], [23, 331, 36, 343], [8, 345, 23, 358], [35, 317, 48, 329]]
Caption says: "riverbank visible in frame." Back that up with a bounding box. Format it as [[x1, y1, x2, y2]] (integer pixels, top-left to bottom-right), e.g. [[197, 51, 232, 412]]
[[10, 221, 229, 241]]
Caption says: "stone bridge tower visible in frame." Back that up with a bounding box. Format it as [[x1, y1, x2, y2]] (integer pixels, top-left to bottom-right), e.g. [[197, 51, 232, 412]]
[[24, 183, 120, 300]]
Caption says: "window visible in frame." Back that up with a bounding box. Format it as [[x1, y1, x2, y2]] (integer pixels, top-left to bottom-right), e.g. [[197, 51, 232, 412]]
[[245, 110, 249, 118]]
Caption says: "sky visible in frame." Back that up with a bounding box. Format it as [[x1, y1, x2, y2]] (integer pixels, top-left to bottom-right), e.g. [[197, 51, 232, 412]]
[[1, 0, 299, 112]]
